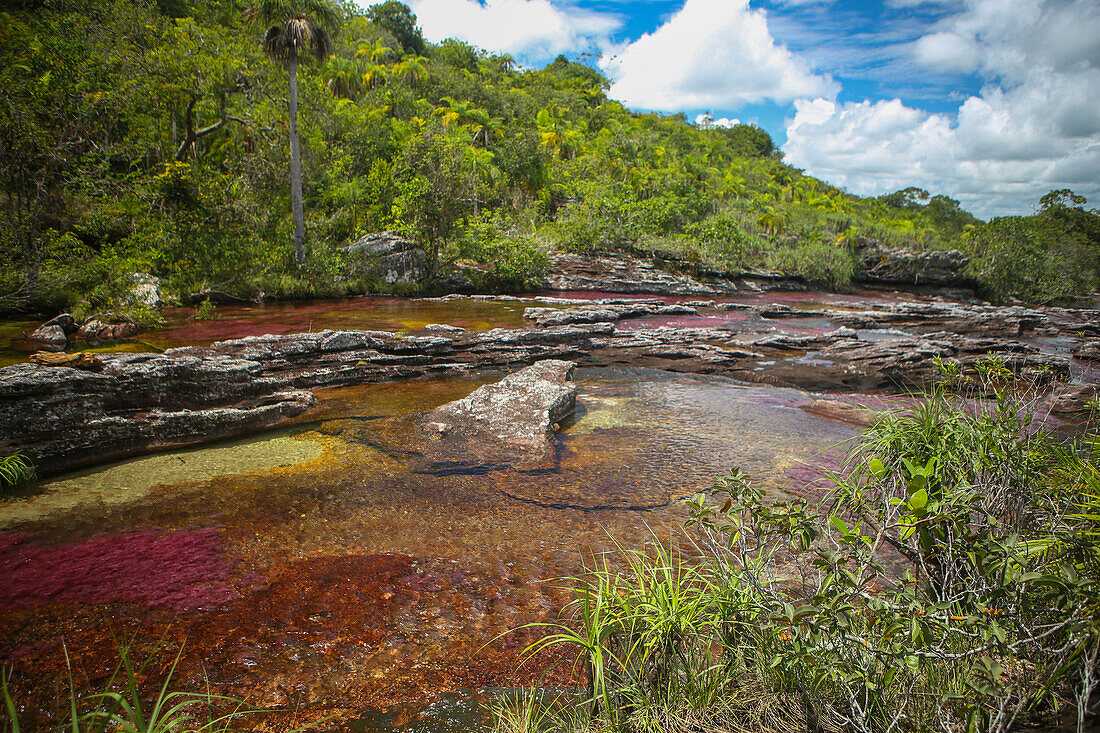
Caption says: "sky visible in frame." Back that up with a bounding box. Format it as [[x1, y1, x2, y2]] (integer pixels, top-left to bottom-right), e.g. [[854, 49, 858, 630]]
[[376, 0, 1100, 219]]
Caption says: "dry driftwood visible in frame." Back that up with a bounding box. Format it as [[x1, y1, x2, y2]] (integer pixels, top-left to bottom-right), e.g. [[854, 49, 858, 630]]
[[29, 351, 104, 371]]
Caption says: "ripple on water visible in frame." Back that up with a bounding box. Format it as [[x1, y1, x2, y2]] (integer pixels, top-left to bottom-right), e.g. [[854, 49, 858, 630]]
[[0, 366, 863, 726]]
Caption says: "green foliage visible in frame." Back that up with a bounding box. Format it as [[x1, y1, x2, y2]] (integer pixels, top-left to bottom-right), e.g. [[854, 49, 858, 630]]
[[1, 0, 1093, 314], [193, 300, 218, 320], [767, 239, 856, 287], [453, 213, 548, 291], [966, 194, 1100, 303], [0, 452, 35, 490], [364, 0, 423, 55], [511, 374, 1100, 733]]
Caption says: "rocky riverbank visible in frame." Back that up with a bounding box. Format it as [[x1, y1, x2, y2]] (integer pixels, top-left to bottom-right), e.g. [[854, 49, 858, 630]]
[[2, 293, 1097, 477]]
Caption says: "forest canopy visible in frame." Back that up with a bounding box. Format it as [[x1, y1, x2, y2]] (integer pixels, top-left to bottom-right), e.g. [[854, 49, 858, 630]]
[[0, 0, 1096, 316]]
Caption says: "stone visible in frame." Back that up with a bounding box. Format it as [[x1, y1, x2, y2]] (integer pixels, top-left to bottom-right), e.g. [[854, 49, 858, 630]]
[[1044, 386, 1098, 416], [1072, 340, 1100, 362], [129, 273, 163, 308], [4, 293, 1097, 477], [27, 324, 68, 352], [523, 302, 696, 328], [545, 253, 725, 295], [76, 319, 141, 341], [343, 231, 429, 285], [803, 399, 879, 426], [423, 360, 576, 452], [855, 239, 974, 287], [43, 313, 78, 334]]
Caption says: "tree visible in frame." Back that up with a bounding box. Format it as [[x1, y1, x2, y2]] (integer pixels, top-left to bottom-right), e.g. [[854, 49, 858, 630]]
[[255, 0, 337, 268], [364, 1, 423, 56]]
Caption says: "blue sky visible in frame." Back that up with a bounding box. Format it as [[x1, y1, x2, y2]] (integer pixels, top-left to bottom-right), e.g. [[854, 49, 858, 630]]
[[390, 0, 1100, 218]]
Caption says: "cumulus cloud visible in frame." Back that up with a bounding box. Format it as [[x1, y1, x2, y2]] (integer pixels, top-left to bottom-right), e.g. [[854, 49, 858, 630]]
[[912, 31, 980, 73], [784, 0, 1100, 218], [406, 0, 621, 61], [599, 0, 837, 111], [695, 113, 741, 128]]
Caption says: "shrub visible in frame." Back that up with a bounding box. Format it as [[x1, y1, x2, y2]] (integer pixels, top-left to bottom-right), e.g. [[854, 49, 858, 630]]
[[767, 239, 856, 288], [511, 368, 1100, 733]]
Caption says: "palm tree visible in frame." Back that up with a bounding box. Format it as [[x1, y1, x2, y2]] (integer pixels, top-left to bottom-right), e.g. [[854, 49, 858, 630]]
[[394, 55, 429, 87], [255, 0, 337, 268]]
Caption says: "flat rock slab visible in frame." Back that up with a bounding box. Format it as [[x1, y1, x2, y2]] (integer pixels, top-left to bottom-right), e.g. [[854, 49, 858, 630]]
[[422, 359, 577, 456]]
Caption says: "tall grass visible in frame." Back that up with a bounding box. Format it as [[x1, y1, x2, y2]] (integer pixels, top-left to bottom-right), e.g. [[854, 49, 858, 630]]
[[505, 370, 1100, 733], [0, 452, 35, 490], [2, 640, 264, 733]]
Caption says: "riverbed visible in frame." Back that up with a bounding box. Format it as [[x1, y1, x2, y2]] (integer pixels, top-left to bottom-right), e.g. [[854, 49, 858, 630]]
[[1, 288, 1095, 731], [1, 363, 860, 730]]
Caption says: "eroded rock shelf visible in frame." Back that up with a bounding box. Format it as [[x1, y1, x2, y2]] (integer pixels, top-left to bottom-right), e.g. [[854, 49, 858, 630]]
[[2, 295, 1097, 476]]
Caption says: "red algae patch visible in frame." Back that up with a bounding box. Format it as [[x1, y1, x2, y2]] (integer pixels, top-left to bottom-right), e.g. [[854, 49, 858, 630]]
[[0, 528, 237, 613]]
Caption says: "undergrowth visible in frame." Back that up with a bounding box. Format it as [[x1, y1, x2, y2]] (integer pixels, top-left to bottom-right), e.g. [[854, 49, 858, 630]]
[[0, 453, 35, 491], [499, 359, 1100, 732]]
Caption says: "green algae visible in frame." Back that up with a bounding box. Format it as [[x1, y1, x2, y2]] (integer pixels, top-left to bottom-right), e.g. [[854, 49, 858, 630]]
[[0, 434, 325, 527]]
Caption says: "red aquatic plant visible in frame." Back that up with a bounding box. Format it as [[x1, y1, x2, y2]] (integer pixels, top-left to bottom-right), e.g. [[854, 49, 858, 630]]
[[0, 528, 237, 613]]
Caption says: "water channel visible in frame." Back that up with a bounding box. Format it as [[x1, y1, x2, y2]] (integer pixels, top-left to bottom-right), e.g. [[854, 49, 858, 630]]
[[0, 289, 1028, 729]]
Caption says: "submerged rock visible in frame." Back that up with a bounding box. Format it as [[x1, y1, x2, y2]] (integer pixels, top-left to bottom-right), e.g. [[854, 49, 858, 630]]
[[803, 399, 879, 427]]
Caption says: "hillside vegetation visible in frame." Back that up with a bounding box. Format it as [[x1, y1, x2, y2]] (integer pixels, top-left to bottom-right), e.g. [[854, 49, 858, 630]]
[[1, 0, 1097, 318]]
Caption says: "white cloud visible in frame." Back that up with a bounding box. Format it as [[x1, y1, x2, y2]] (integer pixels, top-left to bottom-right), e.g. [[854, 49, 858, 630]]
[[599, 0, 837, 111], [405, 0, 621, 61], [912, 31, 980, 73], [783, 0, 1100, 218], [695, 113, 741, 128]]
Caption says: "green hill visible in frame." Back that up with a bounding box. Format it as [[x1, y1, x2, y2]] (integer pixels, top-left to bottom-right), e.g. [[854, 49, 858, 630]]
[[1, 0, 1096, 317]]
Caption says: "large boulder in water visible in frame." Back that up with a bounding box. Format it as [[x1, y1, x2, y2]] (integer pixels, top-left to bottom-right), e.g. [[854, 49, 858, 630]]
[[422, 360, 577, 457], [343, 231, 429, 285], [27, 324, 69, 352]]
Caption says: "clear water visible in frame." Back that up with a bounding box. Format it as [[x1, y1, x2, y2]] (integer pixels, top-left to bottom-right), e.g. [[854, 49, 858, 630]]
[[0, 367, 858, 729]]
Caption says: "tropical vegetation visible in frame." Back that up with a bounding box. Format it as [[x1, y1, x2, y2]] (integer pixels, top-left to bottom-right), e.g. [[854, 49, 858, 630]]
[[1, 0, 1096, 320], [505, 361, 1100, 732]]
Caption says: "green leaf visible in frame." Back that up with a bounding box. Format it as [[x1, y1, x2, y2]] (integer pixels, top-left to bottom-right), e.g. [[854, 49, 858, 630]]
[[830, 515, 849, 535]]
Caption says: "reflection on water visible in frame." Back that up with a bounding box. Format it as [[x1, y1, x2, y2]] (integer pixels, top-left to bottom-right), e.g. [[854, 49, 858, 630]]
[[0, 367, 859, 728]]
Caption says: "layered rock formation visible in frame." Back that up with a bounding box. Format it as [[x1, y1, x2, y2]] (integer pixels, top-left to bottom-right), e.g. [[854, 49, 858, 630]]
[[854, 240, 974, 287], [544, 253, 798, 295], [4, 294, 1097, 476]]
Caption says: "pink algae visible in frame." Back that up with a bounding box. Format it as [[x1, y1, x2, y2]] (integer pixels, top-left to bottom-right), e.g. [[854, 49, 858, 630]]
[[0, 528, 237, 613]]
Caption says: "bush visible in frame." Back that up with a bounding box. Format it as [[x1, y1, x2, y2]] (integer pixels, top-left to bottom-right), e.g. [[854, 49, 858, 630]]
[[453, 214, 548, 291], [511, 366, 1100, 733], [767, 239, 856, 288]]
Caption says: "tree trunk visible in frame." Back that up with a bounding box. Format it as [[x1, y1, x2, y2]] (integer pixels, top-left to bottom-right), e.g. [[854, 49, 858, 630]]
[[287, 50, 306, 269]]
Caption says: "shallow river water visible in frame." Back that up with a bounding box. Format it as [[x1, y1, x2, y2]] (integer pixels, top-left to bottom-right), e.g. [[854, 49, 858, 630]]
[[0, 363, 860, 730]]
